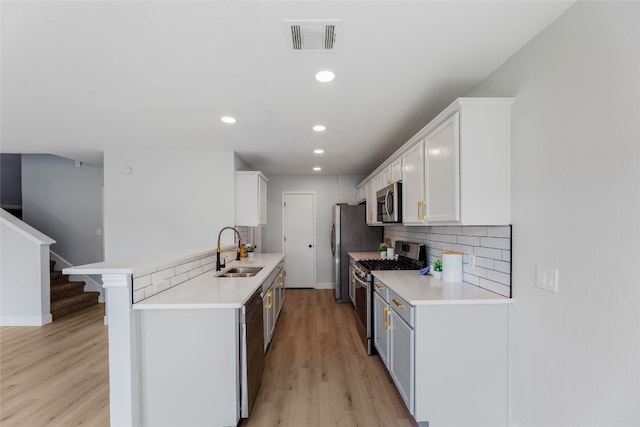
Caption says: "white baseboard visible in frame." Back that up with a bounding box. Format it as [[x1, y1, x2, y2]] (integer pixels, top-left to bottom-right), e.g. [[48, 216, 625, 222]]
[[0, 314, 52, 326], [50, 250, 105, 303], [315, 282, 335, 290]]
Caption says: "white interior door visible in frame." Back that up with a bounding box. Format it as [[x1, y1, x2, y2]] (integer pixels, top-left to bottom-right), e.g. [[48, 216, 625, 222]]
[[283, 192, 315, 288]]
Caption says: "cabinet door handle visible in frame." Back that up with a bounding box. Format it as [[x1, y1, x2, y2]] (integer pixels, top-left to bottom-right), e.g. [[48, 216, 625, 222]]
[[383, 306, 388, 329], [392, 298, 404, 308], [418, 200, 426, 220], [386, 307, 391, 330], [268, 290, 273, 308]]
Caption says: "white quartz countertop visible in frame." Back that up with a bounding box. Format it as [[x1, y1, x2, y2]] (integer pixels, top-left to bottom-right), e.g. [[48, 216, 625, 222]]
[[371, 270, 512, 306], [133, 253, 284, 310]]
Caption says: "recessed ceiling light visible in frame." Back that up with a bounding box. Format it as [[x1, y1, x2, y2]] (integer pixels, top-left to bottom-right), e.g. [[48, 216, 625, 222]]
[[315, 70, 335, 83], [313, 167, 322, 171], [313, 125, 326, 132], [313, 149, 324, 154], [220, 116, 236, 124]]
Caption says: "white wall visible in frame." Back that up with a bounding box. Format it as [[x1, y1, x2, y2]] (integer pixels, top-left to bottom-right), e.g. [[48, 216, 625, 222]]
[[104, 150, 236, 261], [264, 174, 364, 287], [233, 153, 253, 171], [21, 154, 104, 266], [466, 2, 640, 425]]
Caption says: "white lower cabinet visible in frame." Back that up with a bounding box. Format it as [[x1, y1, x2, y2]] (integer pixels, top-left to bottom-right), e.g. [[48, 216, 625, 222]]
[[263, 261, 285, 352], [373, 290, 389, 366], [390, 309, 415, 414], [373, 281, 415, 414], [373, 277, 509, 426]]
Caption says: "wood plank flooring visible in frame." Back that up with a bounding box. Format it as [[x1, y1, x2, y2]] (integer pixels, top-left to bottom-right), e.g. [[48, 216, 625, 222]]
[[0, 304, 109, 426], [0, 290, 415, 427], [241, 289, 417, 427]]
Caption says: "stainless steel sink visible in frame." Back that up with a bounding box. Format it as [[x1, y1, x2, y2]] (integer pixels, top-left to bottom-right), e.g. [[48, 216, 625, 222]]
[[219, 266, 263, 278]]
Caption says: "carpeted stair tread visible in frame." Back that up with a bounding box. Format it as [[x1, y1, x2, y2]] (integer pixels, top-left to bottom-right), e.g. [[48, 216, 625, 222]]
[[50, 292, 100, 320], [50, 271, 69, 286], [50, 260, 100, 320], [51, 281, 86, 299]]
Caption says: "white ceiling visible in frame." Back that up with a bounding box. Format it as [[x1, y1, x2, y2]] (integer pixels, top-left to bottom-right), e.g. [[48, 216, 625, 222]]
[[1, 1, 573, 176]]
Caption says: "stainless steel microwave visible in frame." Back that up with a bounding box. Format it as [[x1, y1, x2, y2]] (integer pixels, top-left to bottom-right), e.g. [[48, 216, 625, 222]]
[[376, 182, 402, 223]]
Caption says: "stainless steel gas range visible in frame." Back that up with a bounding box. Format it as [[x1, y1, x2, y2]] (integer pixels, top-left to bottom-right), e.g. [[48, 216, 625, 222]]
[[351, 241, 426, 354]]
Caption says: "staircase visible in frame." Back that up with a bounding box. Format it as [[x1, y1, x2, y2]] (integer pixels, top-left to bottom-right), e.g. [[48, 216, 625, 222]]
[[50, 260, 100, 319]]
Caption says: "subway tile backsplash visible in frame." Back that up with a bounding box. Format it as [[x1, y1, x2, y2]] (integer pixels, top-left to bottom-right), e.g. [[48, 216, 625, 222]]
[[384, 225, 512, 298], [132, 249, 236, 303], [132, 226, 249, 303]]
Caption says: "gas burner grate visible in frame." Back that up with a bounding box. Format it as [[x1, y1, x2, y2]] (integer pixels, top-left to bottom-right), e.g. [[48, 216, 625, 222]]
[[358, 259, 421, 271]]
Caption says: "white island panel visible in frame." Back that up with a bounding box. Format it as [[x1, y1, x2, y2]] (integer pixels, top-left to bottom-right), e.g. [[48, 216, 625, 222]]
[[139, 308, 240, 427]]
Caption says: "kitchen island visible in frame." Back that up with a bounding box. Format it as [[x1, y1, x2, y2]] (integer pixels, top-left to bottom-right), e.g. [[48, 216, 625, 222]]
[[64, 250, 284, 427]]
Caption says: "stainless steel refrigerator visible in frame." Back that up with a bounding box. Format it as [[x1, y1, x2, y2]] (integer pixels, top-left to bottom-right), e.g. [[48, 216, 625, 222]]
[[331, 204, 382, 303]]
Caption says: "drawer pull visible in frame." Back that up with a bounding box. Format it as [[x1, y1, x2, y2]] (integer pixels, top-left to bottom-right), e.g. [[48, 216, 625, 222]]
[[375, 283, 383, 290], [392, 298, 404, 308]]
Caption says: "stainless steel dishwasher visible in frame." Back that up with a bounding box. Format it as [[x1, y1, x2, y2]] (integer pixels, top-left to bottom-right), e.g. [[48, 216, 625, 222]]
[[240, 288, 265, 418]]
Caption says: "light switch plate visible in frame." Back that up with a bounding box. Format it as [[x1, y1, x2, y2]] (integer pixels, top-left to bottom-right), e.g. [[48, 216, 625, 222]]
[[536, 266, 558, 292]]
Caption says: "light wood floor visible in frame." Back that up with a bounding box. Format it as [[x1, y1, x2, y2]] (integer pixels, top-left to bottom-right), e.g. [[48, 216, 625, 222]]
[[241, 289, 417, 427], [0, 290, 415, 427], [0, 304, 109, 426]]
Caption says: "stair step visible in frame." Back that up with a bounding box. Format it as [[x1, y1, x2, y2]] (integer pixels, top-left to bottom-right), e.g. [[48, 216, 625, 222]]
[[51, 292, 100, 320], [50, 271, 69, 286], [51, 281, 86, 301]]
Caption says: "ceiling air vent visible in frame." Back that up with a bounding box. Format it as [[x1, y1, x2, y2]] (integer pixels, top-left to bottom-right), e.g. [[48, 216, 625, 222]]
[[285, 20, 340, 53]]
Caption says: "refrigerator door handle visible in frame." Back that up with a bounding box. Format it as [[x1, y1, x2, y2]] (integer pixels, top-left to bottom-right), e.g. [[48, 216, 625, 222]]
[[330, 225, 335, 255]]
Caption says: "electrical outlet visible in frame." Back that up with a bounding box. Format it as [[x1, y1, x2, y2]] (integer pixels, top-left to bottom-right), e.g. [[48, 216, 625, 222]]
[[536, 266, 558, 292]]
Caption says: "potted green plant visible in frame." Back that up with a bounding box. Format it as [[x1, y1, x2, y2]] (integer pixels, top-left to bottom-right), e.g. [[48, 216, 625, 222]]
[[246, 244, 255, 260], [431, 259, 443, 279], [378, 243, 388, 259]]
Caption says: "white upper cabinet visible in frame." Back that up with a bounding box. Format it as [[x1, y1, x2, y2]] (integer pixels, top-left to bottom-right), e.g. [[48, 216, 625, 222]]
[[235, 171, 268, 226], [359, 98, 513, 226], [402, 141, 426, 224], [366, 180, 381, 226], [356, 186, 367, 204], [382, 158, 403, 186], [425, 112, 460, 222], [391, 158, 402, 184], [426, 98, 513, 225], [373, 172, 384, 193]]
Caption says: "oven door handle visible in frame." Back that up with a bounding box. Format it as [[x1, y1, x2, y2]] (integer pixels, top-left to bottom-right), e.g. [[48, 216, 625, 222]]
[[353, 273, 368, 288]]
